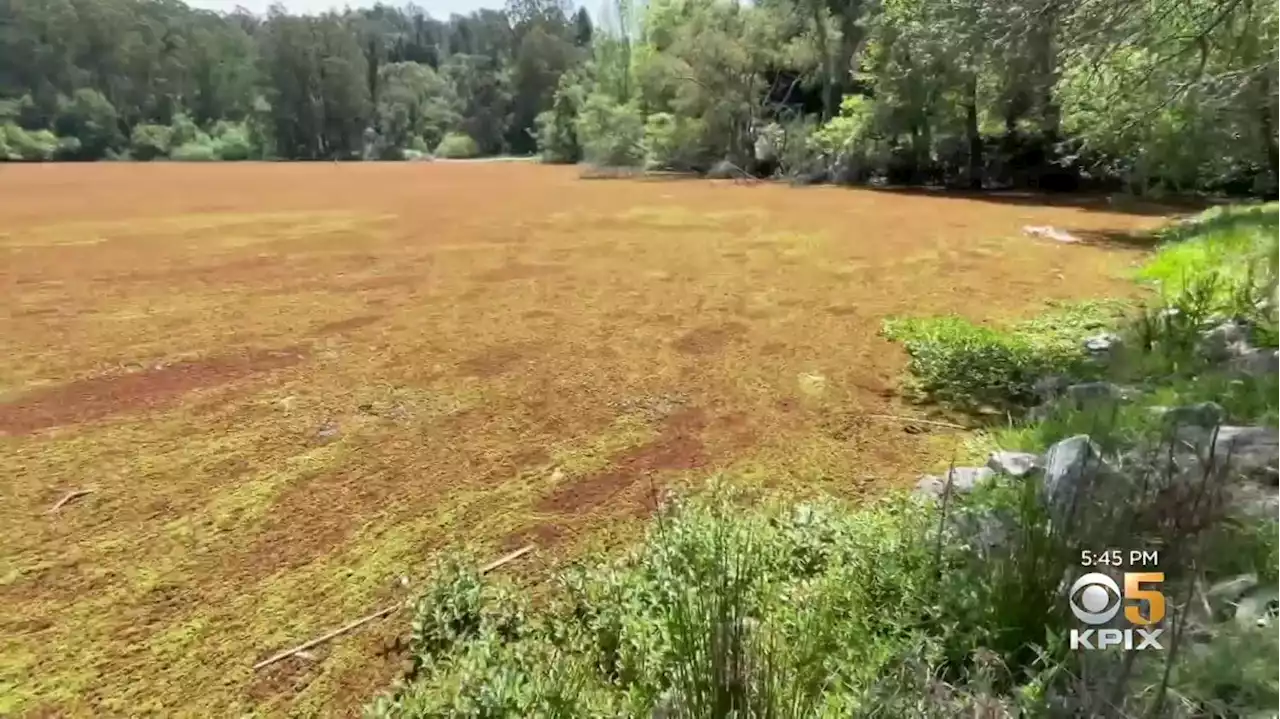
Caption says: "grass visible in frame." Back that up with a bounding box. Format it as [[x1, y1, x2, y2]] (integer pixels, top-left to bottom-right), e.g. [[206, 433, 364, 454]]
[[0, 163, 1169, 714]]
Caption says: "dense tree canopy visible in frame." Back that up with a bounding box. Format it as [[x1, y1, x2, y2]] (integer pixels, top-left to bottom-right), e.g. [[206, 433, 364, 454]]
[[0, 0, 1274, 194]]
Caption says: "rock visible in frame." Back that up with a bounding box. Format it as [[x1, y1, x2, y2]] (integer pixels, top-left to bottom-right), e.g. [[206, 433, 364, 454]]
[[913, 467, 996, 499], [1023, 225, 1082, 243], [1083, 333, 1121, 355], [1152, 401, 1226, 429], [1199, 320, 1251, 361], [1229, 348, 1279, 376], [986, 451, 1041, 478], [314, 420, 341, 444], [1206, 574, 1259, 604], [1226, 483, 1279, 520], [1041, 435, 1113, 525], [1174, 425, 1279, 484], [1234, 584, 1280, 628], [1033, 375, 1071, 402], [947, 505, 1013, 557], [1064, 381, 1129, 408], [706, 159, 741, 180]]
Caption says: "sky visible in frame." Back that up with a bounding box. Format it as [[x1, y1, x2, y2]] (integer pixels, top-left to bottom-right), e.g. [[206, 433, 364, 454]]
[[186, 0, 508, 19]]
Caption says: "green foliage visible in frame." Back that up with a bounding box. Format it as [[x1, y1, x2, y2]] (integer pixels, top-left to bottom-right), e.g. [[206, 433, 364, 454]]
[[211, 121, 255, 161], [575, 94, 643, 167], [52, 89, 122, 160], [881, 308, 1104, 409], [376, 62, 459, 157], [169, 141, 219, 162], [370, 491, 946, 717], [641, 112, 707, 171], [129, 124, 173, 161], [535, 73, 585, 164], [0, 123, 59, 161], [433, 132, 480, 159]]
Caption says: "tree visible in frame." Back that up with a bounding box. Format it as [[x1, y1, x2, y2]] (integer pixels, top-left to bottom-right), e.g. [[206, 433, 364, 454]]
[[375, 61, 458, 156]]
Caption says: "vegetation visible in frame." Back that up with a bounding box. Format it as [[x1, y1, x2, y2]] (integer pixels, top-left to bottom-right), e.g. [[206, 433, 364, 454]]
[[371, 205, 1279, 716], [1, 0, 1275, 194]]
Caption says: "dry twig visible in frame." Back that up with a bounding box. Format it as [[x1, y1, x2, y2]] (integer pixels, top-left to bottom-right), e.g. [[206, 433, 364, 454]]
[[48, 489, 94, 514], [252, 544, 536, 671], [867, 414, 969, 431]]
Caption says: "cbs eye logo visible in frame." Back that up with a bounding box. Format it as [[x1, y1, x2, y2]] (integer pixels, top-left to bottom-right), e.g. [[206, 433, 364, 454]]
[[1069, 572, 1166, 625]]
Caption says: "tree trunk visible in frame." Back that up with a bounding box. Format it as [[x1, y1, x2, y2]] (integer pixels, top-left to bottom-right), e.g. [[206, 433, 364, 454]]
[[965, 75, 982, 190], [811, 3, 833, 121], [1256, 68, 1279, 193]]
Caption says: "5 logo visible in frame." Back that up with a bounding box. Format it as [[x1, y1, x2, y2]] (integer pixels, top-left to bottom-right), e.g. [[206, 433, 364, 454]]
[[1068, 572, 1166, 651]]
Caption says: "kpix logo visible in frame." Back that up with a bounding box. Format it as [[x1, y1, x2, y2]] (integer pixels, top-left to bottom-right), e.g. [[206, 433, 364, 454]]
[[1069, 572, 1166, 651]]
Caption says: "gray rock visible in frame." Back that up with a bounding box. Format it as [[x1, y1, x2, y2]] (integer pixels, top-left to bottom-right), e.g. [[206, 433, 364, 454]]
[[706, 159, 741, 180], [1235, 584, 1280, 628], [1174, 425, 1279, 484], [986, 451, 1041, 478], [1153, 402, 1226, 428], [913, 467, 996, 499], [1199, 320, 1251, 361], [1230, 483, 1280, 520], [1083, 333, 1121, 355], [1033, 375, 1071, 402], [1064, 381, 1131, 409], [1229, 348, 1279, 377], [1206, 574, 1260, 604], [1041, 435, 1113, 525]]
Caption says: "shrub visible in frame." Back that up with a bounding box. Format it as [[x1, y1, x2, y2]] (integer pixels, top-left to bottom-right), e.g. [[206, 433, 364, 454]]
[[575, 94, 643, 168], [535, 74, 584, 164], [169, 141, 218, 161], [210, 121, 254, 160], [130, 123, 172, 161], [1, 123, 59, 160], [433, 132, 480, 159], [881, 313, 1097, 409], [642, 112, 706, 171]]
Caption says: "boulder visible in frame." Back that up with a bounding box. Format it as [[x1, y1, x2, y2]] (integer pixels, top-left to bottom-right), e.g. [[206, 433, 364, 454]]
[[1063, 381, 1135, 409], [1033, 375, 1071, 402], [1173, 425, 1279, 485], [1082, 333, 1122, 356], [913, 466, 996, 499], [1199, 320, 1251, 361], [1234, 584, 1280, 628], [986, 450, 1041, 478], [1229, 348, 1279, 377], [1041, 435, 1113, 525], [706, 159, 741, 180], [1151, 401, 1226, 429]]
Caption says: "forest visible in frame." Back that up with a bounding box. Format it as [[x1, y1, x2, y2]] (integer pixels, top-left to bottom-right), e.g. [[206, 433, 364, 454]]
[[0, 0, 1276, 194]]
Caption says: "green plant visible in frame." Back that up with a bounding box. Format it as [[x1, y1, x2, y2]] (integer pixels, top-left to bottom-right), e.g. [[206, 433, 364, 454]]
[[881, 315, 1095, 409], [574, 94, 644, 168], [129, 123, 173, 161], [433, 132, 480, 159], [169, 141, 219, 161]]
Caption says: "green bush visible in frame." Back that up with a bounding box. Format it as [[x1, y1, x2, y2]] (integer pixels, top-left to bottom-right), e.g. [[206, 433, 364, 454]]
[[881, 314, 1096, 409], [642, 112, 706, 171], [169, 141, 219, 161], [129, 123, 173, 161], [211, 120, 254, 160], [433, 132, 480, 159], [575, 94, 644, 168], [0, 123, 59, 160]]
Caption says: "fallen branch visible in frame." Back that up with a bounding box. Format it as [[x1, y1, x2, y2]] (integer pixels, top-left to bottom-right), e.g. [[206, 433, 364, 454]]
[[48, 489, 94, 514], [480, 545, 535, 574], [252, 544, 536, 671], [252, 606, 400, 671], [868, 414, 970, 431]]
